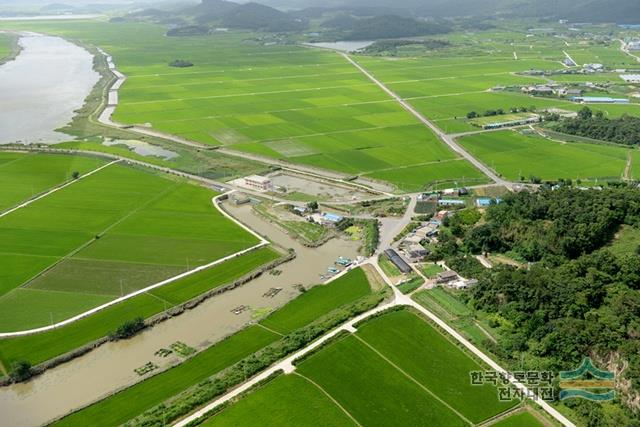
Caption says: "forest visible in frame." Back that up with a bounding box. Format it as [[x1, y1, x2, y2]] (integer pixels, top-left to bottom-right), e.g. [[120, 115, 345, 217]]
[[555, 107, 640, 146], [435, 187, 640, 425]]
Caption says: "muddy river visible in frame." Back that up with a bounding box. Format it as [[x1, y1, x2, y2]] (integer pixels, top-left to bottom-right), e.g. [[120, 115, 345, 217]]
[[0, 202, 359, 427], [0, 33, 99, 145]]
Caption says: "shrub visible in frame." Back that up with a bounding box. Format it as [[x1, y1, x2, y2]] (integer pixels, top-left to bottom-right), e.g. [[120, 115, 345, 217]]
[[110, 317, 145, 340], [10, 360, 33, 382]]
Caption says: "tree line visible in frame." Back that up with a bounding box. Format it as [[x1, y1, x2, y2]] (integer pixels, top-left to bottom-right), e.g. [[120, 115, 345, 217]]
[[432, 187, 640, 425], [555, 107, 640, 146]]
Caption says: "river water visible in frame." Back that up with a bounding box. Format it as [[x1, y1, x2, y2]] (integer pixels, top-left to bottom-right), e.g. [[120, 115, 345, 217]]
[[0, 33, 99, 145], [0, 202, 359, 427]]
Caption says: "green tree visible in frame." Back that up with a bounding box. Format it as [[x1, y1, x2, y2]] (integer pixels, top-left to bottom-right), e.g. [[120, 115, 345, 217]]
[[578, 106, 593, 120], [10, 361, 33, 382]]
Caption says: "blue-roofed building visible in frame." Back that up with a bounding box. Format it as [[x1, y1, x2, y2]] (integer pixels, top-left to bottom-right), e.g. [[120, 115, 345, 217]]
[[475, 197, 502, 207], [322, 213, 343, 223], [475, 198, 492, 207]]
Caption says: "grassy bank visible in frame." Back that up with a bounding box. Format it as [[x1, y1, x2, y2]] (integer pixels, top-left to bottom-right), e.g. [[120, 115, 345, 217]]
[[54, 267, 383, 427], [0, 247, 280, 368]]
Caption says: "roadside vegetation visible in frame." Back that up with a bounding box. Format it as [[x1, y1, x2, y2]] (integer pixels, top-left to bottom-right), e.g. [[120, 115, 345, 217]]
[[0, 247, 279, 369], [53, 267, 385, 427], [425, 187, 640, 425], [200, 309, 516, 426]]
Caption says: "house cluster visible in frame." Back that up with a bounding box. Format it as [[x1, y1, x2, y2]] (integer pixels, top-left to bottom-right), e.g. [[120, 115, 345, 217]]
[[627, 40, 640, 51], [309, 212, 344, 227], [582, 63, 604, 73], [521, 84, 583, 97], [435, 269, 478, 290], [399, 219, 441, 262]]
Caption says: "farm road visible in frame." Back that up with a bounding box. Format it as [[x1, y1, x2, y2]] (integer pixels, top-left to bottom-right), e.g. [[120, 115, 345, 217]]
[[173, 255, 576, 427], [340, 53, 514, 190]]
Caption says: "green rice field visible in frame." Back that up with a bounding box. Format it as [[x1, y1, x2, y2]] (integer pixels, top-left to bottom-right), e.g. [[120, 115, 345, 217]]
[[52, 266, 375, 427], [458, 130, 633, 182], [0, 246, 279, 368], [202, 374, 355, 427], [204, 309, 517, 426], [260, 267, 372, 334], [0, 21, 488, 192], [0, 155, 264, 332], [0, 152, 106, 211], [490, 410, 546, 427]]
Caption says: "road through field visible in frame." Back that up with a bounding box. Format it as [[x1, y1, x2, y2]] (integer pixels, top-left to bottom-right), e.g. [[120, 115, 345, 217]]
[[0, 159, 120, 219], [340, 53, 512, 190], [174, 255, 575, 427], [0, 192, 269, 338]]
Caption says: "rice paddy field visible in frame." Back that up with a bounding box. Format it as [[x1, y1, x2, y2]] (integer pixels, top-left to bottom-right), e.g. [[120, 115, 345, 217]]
[[458, 130, 634, 182], [352, 28, 640, 134], [203, 309, 517, 426], [52, 267, 374, 427], [0, 20, 488, 192], [3, 21, 638, 193], [0, 245, 279, 368], [490, 410, 546, 427], [260, 267, 373, 334], [0, 153, 106, 211], [0, 153, 263, 332]]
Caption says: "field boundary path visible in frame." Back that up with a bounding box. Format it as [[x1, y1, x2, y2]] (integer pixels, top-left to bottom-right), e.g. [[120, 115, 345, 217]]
[[96, 49, 204, 149], [0, 159, 120, 219], [173, 256, 576, 427], [562, 50, 578, 67], [94, 48, 395, 196], [0, 192, 269, 338], [340, 53, 513, 190], [619, 40, 640, 63]]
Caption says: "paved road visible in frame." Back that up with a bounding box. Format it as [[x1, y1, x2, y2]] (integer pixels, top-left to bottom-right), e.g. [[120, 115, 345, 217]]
[[0, 191, 269, 338], [340, 53, 513, 190], [562, 50, 578, 67], [0, 160, 120, 219], [377, 194, 417, 253], [619, 39, 640, 63], [173, 257, 575, 427]]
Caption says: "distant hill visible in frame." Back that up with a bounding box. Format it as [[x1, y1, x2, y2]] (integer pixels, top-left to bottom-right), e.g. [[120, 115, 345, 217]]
[[186, 0, 237, 24], [220, 2, 306, 31], [259, 0, 640, 24], [127, 0, 307, 32], [338, 15, 450, 40]]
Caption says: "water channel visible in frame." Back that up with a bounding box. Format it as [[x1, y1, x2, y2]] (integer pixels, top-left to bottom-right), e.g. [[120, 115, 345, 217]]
[[0, 201, 359, 427]]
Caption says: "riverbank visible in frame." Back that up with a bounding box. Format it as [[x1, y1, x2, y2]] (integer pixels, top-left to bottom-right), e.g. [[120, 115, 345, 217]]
[[0, 198, 360, 427], [0, 31, 22, 65]]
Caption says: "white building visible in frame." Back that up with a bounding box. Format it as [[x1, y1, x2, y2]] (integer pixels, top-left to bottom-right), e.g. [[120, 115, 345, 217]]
[[243, 175, 272, 192], [621, 74, 640, 84]]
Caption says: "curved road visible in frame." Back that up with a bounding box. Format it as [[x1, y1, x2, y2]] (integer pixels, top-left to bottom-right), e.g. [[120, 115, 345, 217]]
[[173, 258, 575, 427], [0, 191, 268, 338]]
